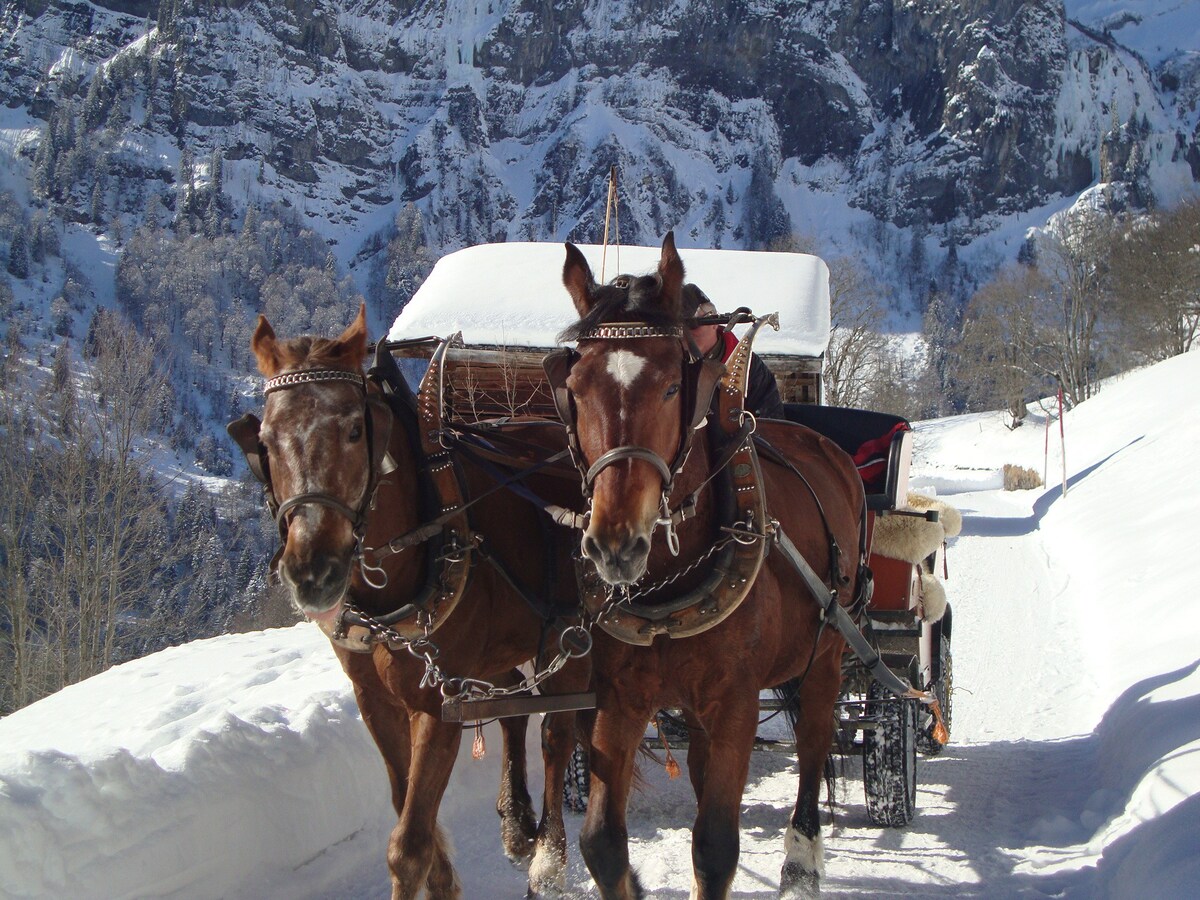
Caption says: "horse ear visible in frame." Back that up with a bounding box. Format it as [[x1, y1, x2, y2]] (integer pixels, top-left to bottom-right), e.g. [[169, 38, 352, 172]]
[[658, 231, 685, 316], [331, 303, 369, 364], [251, 315, 282, 376], [562, 242, 596, 317]]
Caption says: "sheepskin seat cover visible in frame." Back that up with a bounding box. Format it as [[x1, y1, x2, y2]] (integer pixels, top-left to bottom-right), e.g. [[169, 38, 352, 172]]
[[871, 492, 961, 565]]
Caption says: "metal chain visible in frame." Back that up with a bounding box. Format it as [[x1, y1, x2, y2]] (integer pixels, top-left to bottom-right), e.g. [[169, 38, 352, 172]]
[[345, 523, 760, 702], [619, 536, 731, 601], [343, 601, 594, 704]]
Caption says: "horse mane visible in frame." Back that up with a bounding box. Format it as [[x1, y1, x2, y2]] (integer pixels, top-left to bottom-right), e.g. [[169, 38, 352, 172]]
[[558, 273, 682, 343], [273, 335, 364, 371]]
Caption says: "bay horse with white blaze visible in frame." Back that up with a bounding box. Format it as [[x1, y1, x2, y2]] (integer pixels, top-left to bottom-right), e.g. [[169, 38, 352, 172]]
[[235, 306, 589, 899], [551, 235, 866, 899]]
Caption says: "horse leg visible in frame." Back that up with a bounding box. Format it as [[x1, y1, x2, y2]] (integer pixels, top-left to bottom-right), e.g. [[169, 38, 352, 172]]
[[579, 704, 651, 900], [530, 659, 593, 897], [779, 657, 842, 900], [342, 653, 458, 899], [387, 711, 464, 900], [342, 658, 413, 817], [687, 696, 758, 900], [526, 710, 575, 896], [496, 713, 539, 862], [684, 710, 709, 803], [337, 650, 427, 890]]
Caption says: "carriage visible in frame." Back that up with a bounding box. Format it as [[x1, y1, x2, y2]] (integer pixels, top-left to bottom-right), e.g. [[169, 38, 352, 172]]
[[385, 240, 955, 827]]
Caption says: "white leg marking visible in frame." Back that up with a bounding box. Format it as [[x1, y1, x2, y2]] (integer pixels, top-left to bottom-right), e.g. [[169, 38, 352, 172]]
[[784, 826, 825, 876], [528, 843, 567, 894]]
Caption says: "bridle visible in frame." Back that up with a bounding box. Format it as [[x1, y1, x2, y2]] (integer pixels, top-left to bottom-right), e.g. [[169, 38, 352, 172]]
[[229, 367, 394, 583], [543, 322, 725, 554]]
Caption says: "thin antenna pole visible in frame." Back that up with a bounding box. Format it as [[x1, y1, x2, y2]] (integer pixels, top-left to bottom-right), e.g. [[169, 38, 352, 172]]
[[601, 165, 617, 282]]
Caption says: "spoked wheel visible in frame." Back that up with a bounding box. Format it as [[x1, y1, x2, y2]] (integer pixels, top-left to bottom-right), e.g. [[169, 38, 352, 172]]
[[563, 740, 589, 813], [918, 630, 952, 756], [862, 680, 918, 827]]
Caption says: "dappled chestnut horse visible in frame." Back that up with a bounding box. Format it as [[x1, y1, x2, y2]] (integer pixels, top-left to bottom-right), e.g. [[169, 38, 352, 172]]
[[555, 235, 865, 899], [240, 307, 588, 899]]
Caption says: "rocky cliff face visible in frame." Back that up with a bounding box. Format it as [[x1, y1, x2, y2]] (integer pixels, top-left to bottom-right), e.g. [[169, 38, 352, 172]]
[[2, 0, 1196, 293]]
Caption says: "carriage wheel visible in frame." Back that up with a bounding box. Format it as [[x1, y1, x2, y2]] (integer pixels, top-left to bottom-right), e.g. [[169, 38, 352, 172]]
[[917, 630, 952, 756], [862, 681, 918, 827], [563, 740, 589, 813]]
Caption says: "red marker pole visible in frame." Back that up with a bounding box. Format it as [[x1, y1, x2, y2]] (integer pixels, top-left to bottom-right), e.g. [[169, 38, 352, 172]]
[[1058, 386, 1067, 497]]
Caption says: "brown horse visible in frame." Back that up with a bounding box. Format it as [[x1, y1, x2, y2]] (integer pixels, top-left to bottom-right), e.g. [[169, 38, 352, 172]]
[[240, 306, 589, 899], [553, 235, 866, 899]]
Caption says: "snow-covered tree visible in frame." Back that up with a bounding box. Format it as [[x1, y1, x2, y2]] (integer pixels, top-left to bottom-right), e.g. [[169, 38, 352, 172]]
[[7, 225, 30, 279]]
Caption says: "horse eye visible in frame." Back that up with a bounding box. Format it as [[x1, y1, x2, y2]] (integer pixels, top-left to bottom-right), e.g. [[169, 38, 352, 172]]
[[665, 383, 681, 399], [348, 423, 363, 442]]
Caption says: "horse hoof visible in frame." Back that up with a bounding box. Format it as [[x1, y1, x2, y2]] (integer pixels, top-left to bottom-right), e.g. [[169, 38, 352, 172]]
[[527, 845, 567, 897], [500, 813, 537, 863], [779, 861, 820, 899]]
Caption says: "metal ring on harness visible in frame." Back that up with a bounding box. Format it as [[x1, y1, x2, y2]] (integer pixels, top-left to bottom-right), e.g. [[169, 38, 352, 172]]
[[559, 625, 593, 658], [656, 493, 681, 556], [357, 537, 389, 589]]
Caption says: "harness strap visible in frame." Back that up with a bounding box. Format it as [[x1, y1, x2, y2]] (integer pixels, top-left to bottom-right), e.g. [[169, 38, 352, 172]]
[[586, 446, 672, 487], [276, 492, 363, 532], [753, 434, 850, 586], [663, 416, 755, 527], [473, 542, 563, 622], [430, 435, 581, 530], [773, 525, 948, 746]]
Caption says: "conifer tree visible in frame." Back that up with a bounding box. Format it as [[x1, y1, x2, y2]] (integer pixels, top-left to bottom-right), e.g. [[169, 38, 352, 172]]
[[6, 225, 30, 279]]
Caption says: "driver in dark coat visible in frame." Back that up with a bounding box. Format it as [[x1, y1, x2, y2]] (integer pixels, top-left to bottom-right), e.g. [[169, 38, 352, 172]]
[[681, 283, 785, 420]]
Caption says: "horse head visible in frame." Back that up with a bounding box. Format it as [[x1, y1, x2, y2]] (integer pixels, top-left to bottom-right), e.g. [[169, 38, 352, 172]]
[[249, 304, 390, 623], [557, 232, 698, 585]]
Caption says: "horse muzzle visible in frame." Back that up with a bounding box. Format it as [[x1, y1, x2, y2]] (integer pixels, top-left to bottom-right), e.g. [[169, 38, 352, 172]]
[[279, 549, 351, 620], [581, 528, 652, 586]]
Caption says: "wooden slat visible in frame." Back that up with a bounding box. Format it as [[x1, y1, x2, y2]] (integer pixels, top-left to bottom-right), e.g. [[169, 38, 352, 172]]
[[441, 691, 597, 723]]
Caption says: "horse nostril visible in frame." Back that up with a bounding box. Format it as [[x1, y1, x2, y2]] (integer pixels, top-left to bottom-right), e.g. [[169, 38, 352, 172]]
[[581, 534, 603, 566], [581, 531, 650, 572], [623, 534, 650, 563]]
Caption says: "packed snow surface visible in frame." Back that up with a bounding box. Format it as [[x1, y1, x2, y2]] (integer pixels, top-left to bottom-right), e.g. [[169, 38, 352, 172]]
[[2, 351, 1199, 898]]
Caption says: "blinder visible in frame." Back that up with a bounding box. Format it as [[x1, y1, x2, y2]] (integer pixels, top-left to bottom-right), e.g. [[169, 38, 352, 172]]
[[227, 412, 278, 516]]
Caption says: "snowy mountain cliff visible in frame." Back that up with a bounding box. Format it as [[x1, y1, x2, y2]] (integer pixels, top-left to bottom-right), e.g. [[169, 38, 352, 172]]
[[2, 0, 1197, 293]]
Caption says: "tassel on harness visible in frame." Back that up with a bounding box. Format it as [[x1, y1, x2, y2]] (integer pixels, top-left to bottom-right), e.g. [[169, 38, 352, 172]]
[[654, 718, 681, 779], [472, 724, 487, 760]]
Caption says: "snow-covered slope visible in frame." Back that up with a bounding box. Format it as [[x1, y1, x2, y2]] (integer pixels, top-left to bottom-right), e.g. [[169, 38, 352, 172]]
[[1, 349, 1197, 898]]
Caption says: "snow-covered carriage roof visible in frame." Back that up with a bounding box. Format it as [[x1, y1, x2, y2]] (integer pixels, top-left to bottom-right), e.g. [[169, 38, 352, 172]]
[[388, 242, 830, 357]]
